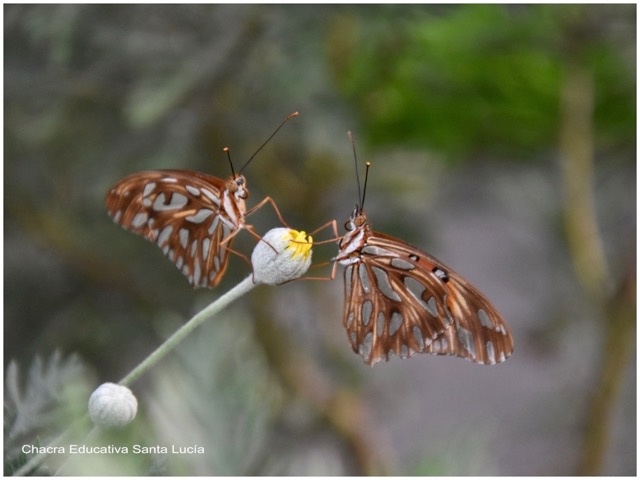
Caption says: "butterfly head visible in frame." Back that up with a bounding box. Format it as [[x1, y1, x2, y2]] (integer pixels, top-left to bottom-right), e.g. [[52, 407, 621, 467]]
[[227, 174, 249, 200], [344, 204, 368, 232]]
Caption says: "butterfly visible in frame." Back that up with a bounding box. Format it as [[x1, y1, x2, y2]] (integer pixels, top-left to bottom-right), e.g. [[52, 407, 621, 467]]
[[105, 112, 298, 288], [335, 150, 513, 366]]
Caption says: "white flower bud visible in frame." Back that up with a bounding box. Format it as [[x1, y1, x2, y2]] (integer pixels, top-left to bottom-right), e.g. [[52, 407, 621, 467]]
[[251, 228, 313, 285], [88, 383, 138, 428]]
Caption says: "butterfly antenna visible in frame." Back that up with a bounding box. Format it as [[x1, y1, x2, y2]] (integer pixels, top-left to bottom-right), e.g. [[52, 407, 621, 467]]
[[238, 111, 299, 173], [223, 147, 236, 177], [348, 131, 363, 212], [361, 161, 371, 211]]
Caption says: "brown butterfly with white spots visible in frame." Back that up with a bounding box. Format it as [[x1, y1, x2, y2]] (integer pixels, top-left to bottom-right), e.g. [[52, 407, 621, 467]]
[[105, 112, 297, 288], [335, 142, 513, 366]]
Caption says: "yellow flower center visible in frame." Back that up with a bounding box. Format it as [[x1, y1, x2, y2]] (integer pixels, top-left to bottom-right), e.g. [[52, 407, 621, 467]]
[[285, 229, 313, 259]]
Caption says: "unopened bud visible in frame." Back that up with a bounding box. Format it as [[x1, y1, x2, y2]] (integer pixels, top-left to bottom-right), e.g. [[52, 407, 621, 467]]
[[88, 382, 138, 428], [251, 228, 313, 285]]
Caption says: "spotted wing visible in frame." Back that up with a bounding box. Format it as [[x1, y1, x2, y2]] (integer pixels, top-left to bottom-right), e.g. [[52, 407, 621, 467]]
[[343, 231, 513, 366], [105, 170, 240, 288]]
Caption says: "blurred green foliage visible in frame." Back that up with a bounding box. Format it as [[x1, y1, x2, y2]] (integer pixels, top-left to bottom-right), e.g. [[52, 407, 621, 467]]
[[329, 5, 634, 160], [4, 4, 635, 475]]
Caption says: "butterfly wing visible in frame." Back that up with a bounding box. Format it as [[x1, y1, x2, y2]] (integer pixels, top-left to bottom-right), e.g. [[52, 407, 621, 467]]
[[105, 170, 240, 288], [421, 272, 513, 364], [343, 231, 513, 366]]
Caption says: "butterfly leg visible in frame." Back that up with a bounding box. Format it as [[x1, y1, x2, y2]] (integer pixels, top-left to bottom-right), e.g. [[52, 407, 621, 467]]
[[275, 256, 339, 285], [246, 196, 290, 228], [309, 219, 340, 243], [242, 225, 279, 254], [220, 242, 252, 269]]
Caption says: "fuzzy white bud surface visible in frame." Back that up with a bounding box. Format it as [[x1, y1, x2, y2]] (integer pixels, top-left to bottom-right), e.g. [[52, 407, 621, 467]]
[[88, 383, 138, 428], [251, 228, 313, 285]]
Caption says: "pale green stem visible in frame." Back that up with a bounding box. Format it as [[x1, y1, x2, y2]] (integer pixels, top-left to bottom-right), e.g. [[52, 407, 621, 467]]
[[119, 275, 256, 386]]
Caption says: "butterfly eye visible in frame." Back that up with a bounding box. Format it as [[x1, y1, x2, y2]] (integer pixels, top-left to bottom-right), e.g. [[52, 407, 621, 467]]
[[344, 220, 354, 231], [234, 176, 248, 199]]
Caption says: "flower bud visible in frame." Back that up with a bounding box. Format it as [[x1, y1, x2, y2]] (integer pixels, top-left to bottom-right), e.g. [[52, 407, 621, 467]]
[[251, 228, 313, 285], [88, 383, 138, 428]]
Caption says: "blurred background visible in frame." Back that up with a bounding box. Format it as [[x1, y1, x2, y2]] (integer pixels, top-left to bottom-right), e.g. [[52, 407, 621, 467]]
[[4, 4, 635, 476]]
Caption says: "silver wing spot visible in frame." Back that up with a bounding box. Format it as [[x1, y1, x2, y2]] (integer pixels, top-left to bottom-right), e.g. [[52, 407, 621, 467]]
[[157, 226, 173, 246], [486, 341, 496, 364], [185, 185, 200, 196], [403, 276, 436, 316], [168, 193, 188, 208], [152, 193, 166, 211], [389, 312, 403, 336], [179, 229, 189, 249], [201, 188, 221, 206], [201, 238, 211, 259], [372, 266, 401, 301], [190, 240, 198, 258], [208, 216, 220, 235], [186, 209, 214, 224], [142, 182, 156, 197], [344, 265, 353, 297], [478, 308, 493, 329], [390, 258, 415, 270], [426, 297, 438, 318], [132, 212, 148, 228], [376, 312, 385, 337], [153, 192, 188, 211], [359, 332, 373, 359], [362, 245, 398, 257], [433, 267, 449, 282], [361, 300, 373, 326], [358, 263, 371, 293]]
